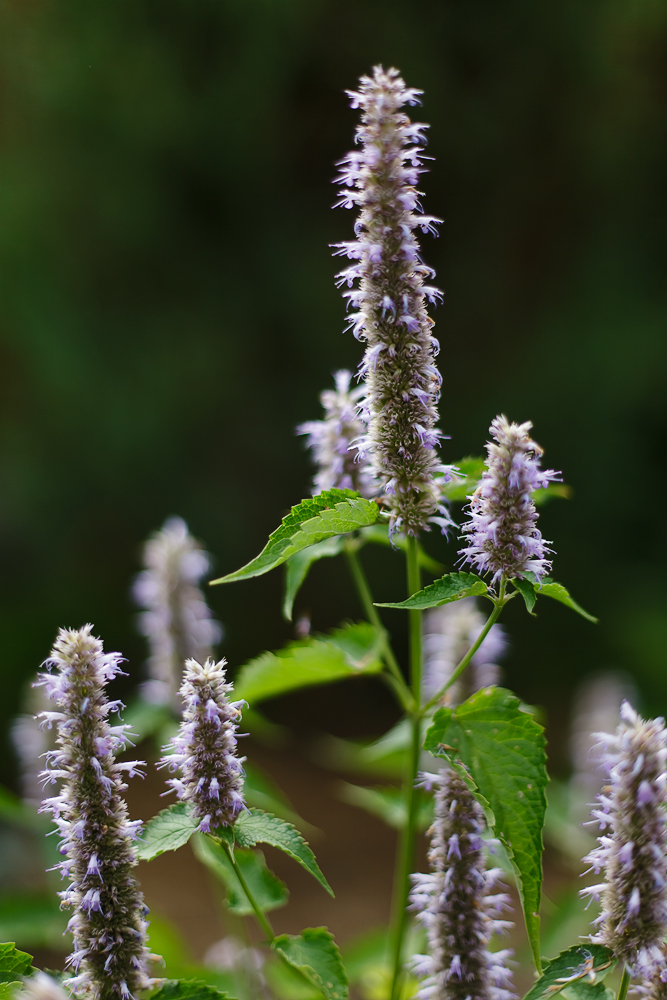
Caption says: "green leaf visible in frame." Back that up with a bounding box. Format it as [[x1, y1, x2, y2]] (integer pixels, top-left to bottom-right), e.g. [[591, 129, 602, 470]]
[[533, 483, 572, 506], [0, 943, 33, 984], [136, 803, 199, 861], [354, 525, 445, 575], [337, 782, 433, 831], [424, 686, 548, 970], [537, 581, 598, 623], [561, 983, 614, 1000], [0, 894, 67, 949], [376, 572, 488, 610], [192, 836, 288, 915], [272, 928, 348, 1000], [234, 808, 333, 896], [512, 577, 537, 614], [440, 456, 485, 502], [149, 979, 234, 1000], [244, 762, 315, 834], [234, 623, 382, 705], [521, 945, 615, 1000], [283, 537, 345, 621], [211, 490, 381, 585]]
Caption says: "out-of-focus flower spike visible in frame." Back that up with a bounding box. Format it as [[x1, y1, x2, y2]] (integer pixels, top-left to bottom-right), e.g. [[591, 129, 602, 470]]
[[334, 65, 455, 537], [133, 517, 222, 709], [581, 701, 667, 983], [37, 626, 153, 1000], [459, 416, 560, 585], [422, 597, 507, 705], [158, 658, 245, 833], [297, 369, 377, 497], [409, 770, 515, 1000], [16, 972, 71, 1000]]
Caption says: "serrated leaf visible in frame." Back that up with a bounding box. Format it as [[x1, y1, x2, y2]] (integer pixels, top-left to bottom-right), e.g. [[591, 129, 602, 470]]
[[273, 928, 348, 1000], [537, 582, 598, 623], [424, 687, 548, 970], [513, 577, 537, 614], [212, 490, 381, 585], [234, 808, 333, 896], [234, 623, 382, 705], [0, 944, 33, 984], [149, 978, 234, 1000], [192, 836, 288, 915], [283, 538, 345, 621], [521, 945, 615, 1000], [376, 572, 488, 610], [136, 803, 199, 861]]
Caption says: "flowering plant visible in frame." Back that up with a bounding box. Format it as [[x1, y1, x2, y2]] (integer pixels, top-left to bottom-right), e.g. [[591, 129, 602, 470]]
[[5, 63, 664, 1000]]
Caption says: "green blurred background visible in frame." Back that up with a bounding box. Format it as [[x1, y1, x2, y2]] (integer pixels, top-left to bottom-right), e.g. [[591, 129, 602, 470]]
[[1, 0, 666, 786]]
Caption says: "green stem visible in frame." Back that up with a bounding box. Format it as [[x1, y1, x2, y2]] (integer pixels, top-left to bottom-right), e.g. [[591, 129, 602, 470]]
[[389, 536, 423, 1000], [617, 968, 631, 1000], [421, 582, 508, 714], [221, 840, 275, 942], [344, 542, 413, 711]]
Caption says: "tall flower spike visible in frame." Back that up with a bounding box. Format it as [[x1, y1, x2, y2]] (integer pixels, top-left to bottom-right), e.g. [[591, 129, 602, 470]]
[[581, 701, 667, 984], [334, 65, 453, 536], [459, 416, 560, 584], [159, 658, 245, 833], [37, 626, 152, 1000], [422, 597, 507, 705], [297, 369, 377, 497], [410, 771, 514, 1000], [133, 517, 222, 709]]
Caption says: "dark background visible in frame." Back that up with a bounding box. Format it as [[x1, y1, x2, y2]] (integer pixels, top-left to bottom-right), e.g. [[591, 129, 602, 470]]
[[1, 0, 667, 787]]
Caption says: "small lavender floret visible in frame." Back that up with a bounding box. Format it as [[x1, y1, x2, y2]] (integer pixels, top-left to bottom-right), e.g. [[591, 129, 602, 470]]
[[581, 701, 667, 979], [37, 626, 152, 1000], [133, 517, 222, 708], [159, 657, 245, 833], [334, 65, 453, 536], [459, 416, 560, 584], [297, 369, 377, 497], [410, 770, 514, 1000], [422, 598, 507, 705]]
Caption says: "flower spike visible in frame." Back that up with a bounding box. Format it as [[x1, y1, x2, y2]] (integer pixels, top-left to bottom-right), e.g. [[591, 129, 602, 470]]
[[459, 415, 560, 584], [410, 770, 515, 1000], [159, 657, 246, 833], [334, 65, 453, 536], [37, 626, 152, 1000]]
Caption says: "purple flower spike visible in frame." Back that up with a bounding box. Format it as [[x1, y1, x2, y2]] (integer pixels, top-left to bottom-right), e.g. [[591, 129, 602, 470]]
[[581, 702, 667, 985], [410, 771, 515, 1000], [159, 658, 246, 832], [297, 369, 377, 497], [37, 626, 153, 1000], [334, 66, 454, 537], [459, 416, 560, 585]]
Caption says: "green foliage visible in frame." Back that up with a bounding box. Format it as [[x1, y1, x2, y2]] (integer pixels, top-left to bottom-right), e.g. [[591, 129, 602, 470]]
[[337, 782, 433, 830], [424, 687, 548, 970], [519, 578, 598, 623], [272, 928, 348, 1000], [234, 808, 333, 896], [0, 894, 67, 950], [211, 491, 381, 585], [149, 979, 234, 1000], [513, 577, 537, 614], [522, 945, 615, 1000], [441, 458, 570, 507], [192, 836, 288, 916], [354, 524, 445, 574], [283, 537, 345, 621], [234, 623, 383, 705], [136, 803, 199, 861], [244, 762, 315, 834], [0, 943, 34, 993], [376, 572, 488, 610]]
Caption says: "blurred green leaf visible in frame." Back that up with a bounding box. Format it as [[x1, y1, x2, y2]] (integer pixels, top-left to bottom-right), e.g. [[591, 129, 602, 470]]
[[149, 979, 234, 1000], [376, 572, 487, 610], [354, 525, 445, 575], [234, 808, 332, 896], [272, 928, 347, 1000], [337, 782, 433, 831], [243, 762, 315, 835], [192, 836, 288, 916], [136, 803, 198, 861], [212, 491, 381, 585], [283, 537, 345, 621], [0, 895, 66, 950]]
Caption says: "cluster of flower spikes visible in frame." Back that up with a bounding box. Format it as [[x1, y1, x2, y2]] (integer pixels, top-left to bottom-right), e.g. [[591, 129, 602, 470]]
[[410, 770, 515, 1000], [297, 369, 378, 498], [333, 64, 454, 537], [159, 657, 245, 833], [37, 625, 152, 1000], [422, 597, 507, 705], [581, 701, 667, 994], [133, 517, 222, 710], [459, 415, 560, 585]]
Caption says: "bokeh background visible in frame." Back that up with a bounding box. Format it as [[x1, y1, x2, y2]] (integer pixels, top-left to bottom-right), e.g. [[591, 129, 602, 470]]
[[1, 0, 667, 980]]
